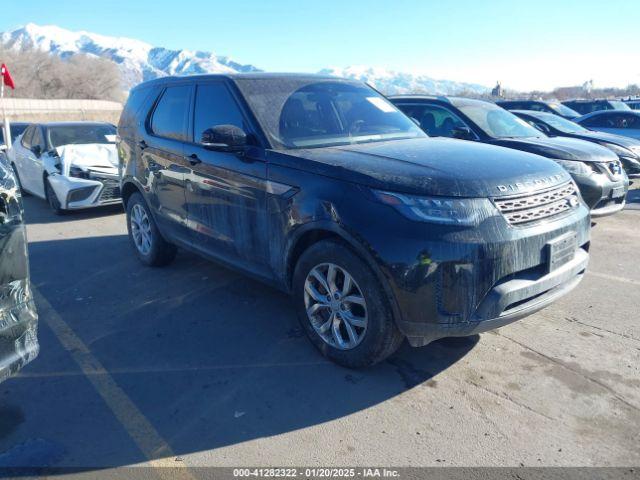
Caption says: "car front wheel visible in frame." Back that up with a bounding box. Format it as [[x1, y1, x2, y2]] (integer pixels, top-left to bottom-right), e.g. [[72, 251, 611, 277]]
[[126, 192, 177, 267], [45, 177, 65, 215], [293, 240, 404, 368]]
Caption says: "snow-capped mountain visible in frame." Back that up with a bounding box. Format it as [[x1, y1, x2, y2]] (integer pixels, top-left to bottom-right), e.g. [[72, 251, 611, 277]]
[[319, 66, 488, 96], [0, 23, 260, 89], [1, 24, 489, 95]]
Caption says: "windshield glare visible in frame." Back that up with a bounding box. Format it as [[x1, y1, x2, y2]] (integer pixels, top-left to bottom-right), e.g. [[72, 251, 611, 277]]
[[535, 113, 588, 134], [48, 125, 116, 149], [548, 102, 579, 118], [236, 79, 425, 149], [458, 102, 543, 139], [609, 101, 631, 111]]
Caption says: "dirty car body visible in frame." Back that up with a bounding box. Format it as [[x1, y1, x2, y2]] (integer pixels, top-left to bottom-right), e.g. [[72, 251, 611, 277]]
[[7, 122, 121, 212], [390, 96, 629, 218], [0, 157, 38, 382], [119, 74, 590, 365]]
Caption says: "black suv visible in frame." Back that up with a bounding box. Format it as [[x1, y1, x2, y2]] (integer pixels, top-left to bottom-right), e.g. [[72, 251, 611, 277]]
[[390, 96, 629, 217], [118, 74, 590, 367], [497, 100, 580, 120], [562, 99, 631, 115]]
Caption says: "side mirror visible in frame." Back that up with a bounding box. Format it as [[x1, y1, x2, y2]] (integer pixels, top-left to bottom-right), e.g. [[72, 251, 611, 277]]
[[201, 125, 247, 151], [31, 145, 42, 157], [452, 126, 474, 140]]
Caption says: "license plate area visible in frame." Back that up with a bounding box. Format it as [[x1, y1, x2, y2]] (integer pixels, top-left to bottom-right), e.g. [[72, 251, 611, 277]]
[[611, 186, 625, 199], [547, 232, 577, 272]]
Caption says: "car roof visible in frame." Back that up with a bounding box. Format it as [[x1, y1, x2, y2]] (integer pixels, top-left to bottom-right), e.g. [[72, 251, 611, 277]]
[[34, 121, 115, 128], [575, 109, 640, 121], [131, 72, 350, 91], [388, 95, 494, 108]]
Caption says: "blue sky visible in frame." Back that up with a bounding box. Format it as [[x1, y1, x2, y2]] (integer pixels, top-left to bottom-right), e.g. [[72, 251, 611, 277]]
[[2, 0, 639, 90]]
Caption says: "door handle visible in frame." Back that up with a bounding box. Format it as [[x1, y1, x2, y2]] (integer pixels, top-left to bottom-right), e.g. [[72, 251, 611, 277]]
[[188, 153, 201, 166], [139, 140, 148, 150]]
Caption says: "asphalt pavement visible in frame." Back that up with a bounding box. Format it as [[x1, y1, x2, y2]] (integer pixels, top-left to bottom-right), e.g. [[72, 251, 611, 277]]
[[0, 188, 637, 475]]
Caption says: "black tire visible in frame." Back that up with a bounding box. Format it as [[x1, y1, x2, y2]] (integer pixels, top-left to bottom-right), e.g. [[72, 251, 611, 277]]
[[126, 192, 177, 267], [44, 176, 65, 215], [10, 163, 29, 196], [293, 240, 404, 368]]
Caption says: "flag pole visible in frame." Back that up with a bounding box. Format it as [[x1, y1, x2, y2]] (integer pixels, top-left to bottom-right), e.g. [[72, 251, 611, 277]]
[[0, 70, 10, 151]]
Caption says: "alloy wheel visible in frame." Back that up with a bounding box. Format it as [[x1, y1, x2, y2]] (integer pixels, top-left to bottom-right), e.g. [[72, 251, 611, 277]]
[[130, 204, 152, 255], [303, 263, 368, 350]]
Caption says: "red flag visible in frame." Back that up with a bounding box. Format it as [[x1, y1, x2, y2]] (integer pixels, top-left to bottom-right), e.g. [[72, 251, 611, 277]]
[[1, 64, 15, 90]]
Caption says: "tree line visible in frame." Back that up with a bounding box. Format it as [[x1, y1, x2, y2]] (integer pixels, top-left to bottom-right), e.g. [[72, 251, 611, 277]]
[[0, 45, 123, 102]]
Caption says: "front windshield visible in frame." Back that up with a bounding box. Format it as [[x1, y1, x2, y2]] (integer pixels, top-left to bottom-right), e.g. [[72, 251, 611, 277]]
[[47, 124, 116, 148], [608, 100, 631, 111], [534, 113, 588, 134], [234, 78, 425, 149], [548, 102, 580, 118], [457, 102, 543, 139]]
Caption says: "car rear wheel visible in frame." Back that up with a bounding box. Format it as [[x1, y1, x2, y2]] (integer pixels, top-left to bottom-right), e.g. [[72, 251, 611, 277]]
[[126, 192, 177, 267], [45, 177, 65, 215], [293, 240, 404, 368]]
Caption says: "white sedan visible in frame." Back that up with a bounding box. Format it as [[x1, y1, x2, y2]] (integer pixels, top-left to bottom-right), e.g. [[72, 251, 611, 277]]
[[7, 122, 121, 214]]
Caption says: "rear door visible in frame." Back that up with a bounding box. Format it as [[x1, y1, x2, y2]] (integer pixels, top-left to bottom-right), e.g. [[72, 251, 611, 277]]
[[0, 162, 39, 382], [140, 84, 193, 244], [184, 80, 269, 272]]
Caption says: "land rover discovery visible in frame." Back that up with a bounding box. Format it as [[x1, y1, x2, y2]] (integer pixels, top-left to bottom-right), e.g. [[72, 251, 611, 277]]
[[118, 74, 590, 367]]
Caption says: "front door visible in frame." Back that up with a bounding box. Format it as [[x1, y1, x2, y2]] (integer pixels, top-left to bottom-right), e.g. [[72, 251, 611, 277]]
[[142, 84, 193, 244], [184, 81, 269, 272], [21, 126, 46, 198]]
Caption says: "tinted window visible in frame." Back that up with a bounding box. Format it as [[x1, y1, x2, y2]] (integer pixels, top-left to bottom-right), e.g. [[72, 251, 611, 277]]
[[31, 127, 45, 151], [193, 83, 246, 143], [120, 87, 153, 129], [151, 86, 191, 141], [10, 124, 29, 143], [47, 124, 116, 148], [398, 104, 466, 137]]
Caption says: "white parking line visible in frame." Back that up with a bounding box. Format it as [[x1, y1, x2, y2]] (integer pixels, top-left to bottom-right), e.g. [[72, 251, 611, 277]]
[[588, 270, 640, 287]]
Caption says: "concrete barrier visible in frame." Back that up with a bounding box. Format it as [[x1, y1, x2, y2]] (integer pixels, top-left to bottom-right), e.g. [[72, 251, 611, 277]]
[[0, 98, 123, 124]]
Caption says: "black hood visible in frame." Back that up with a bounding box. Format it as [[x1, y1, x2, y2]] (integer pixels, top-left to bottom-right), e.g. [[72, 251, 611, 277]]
[[270, 137, 572, 198], [567, 130, 640, 152], [491, 136, 618, 163]]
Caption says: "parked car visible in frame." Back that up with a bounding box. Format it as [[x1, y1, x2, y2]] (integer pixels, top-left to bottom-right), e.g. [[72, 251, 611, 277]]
[[562, 99, 631, 115], [512, 109, 640, 178], [7, 122, 121, 214], [0, 122, 30, 161], [118, 74, 591, 367], [390, 95, 629, 217], [496, 100, 580, 120], [0, 157, 39, 382], [575, 110, 640, 141], [624, 100, 640, 110]]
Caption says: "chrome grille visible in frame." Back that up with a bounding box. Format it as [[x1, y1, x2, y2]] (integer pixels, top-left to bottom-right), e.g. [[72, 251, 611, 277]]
[[494, 181, 579, 226]]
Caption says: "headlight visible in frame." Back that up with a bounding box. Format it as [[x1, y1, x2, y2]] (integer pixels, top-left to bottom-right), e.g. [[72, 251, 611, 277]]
[[600, 143, 637, 159], [372, 190, 495, 225], [69, 166, 90, 179], [554, 160, 594, 176]]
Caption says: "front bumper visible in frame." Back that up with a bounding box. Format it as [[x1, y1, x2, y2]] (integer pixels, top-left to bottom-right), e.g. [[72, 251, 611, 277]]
[[343, 192, 591, 348], [572, 170, 629, 218], [48, 173, 121, 210]]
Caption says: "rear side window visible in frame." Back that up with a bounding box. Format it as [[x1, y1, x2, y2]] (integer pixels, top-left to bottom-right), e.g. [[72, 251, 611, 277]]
[[31, 127, 45, 151], [21, 126, 34, 149], [193, 83, 246, 143], [150, 86, 191, 141], [119, 87, 153, 130]]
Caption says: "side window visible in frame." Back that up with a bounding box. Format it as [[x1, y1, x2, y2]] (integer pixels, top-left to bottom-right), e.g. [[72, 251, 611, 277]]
[[193, 82, 247, 143], [150, 85, 191, 141], [31, 128, 45, 152], [21, 126, 34, 149], [399, 104, 466, 137], [582, 113, 612, 128], [528, 103, 545, 112]]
